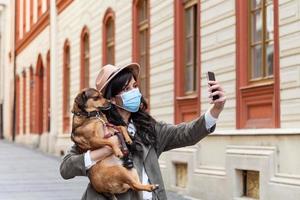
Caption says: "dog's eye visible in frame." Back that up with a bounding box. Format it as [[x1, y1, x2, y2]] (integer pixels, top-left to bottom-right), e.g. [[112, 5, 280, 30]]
[[92, 96, 100, 100]]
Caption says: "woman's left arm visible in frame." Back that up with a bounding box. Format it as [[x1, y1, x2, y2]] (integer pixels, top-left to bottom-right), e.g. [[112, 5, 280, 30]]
[[155, 80, 226, 156]]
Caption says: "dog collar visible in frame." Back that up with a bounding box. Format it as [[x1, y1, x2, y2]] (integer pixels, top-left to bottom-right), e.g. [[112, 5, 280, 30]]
[[72, 110, 102, 118]]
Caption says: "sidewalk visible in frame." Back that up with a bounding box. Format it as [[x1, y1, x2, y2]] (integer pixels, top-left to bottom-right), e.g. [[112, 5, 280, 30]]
[[0, 140, 191, 200]]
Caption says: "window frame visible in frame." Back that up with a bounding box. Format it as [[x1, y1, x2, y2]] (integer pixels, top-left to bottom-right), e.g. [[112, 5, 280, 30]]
[[29, 66, 34, 133], [132, 0, 150, 102], [80, 26, 90, 90], [248, 0, 274, 83], [16, 0, 20, 40], [236, 0, 280, 128], [30, 0, 33, 28], [23, 0, 27, 34], [38, 0, 42, 17], [174, 0, 201, 124], [16, 75, 21, 135], [35, 54, 44, 134], [22, 70, 26, 134], [63, 40, 71, 133], [102, 8, 115, 65], [45, 50, 50, 132]]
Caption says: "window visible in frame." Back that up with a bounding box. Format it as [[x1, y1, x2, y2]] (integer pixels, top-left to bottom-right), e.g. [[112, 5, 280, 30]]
[[174, 163, 188, 188], [16, 76, 20, 135], [80, 27, 90, 89], [63, 40, 71, 133], [250, 0, 274, 81], [45, 51, 50, 132], [236, 0, 279, 128], [102, 8, 115, 65], [242, 170, 259, 199], [38, 0, 42, 17], [133, 0, 150, 99], [236, 170, 260, 199], [29, 67, 34, 133], [23, 0, 27, 34], [174, 0, 200, 123], [22, 70, 26, 134], [16, 0, 20, 40], [30, 0, 33, 27], [35, 55, 44, 134], [184, 2, 197, 94]]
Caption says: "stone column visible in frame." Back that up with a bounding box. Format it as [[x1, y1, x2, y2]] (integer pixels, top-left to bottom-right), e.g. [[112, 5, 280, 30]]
[[48, 0, 58, 154]]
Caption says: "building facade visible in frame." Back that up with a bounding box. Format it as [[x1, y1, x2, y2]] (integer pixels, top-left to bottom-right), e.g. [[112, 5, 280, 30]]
[[3, 0, 300, 199], [0, 0, 13, 140]]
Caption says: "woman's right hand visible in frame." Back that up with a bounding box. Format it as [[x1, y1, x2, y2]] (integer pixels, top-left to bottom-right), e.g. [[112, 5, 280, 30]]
[[90, 135, 119, 162]]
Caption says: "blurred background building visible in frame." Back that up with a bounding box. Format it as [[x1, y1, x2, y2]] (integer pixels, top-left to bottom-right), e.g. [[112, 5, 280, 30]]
[[1, 0, 300, 199]]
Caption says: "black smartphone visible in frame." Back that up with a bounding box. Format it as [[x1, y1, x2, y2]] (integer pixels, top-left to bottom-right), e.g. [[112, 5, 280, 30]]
[[206, 71, 219, 100]]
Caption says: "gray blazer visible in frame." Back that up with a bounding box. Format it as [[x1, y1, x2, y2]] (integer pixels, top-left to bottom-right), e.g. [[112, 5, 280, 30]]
[[60, 115, 215, 200]]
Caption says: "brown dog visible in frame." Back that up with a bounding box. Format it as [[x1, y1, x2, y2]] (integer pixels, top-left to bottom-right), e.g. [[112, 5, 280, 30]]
[[71, 88, 158, 194]]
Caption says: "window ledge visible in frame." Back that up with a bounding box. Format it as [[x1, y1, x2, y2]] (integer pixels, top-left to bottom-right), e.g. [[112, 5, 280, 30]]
[[210, 128, 300, 136]]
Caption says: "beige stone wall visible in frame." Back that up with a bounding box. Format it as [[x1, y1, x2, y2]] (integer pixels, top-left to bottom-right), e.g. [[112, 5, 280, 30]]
[[279, 0, 300, 128], [200, 0, 236, 130], [149, 0, 174, 123], [1, 0, 14, 140]]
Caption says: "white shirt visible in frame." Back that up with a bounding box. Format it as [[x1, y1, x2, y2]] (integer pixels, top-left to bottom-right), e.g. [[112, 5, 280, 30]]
[[84, 110, 217, 199]]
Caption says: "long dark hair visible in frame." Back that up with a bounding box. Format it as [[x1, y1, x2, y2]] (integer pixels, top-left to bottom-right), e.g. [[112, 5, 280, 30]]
[[102, 68, 156, 146]]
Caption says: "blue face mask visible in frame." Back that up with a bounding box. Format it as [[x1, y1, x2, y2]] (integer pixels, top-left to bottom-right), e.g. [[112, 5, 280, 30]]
[[117, 88, 142, 112]]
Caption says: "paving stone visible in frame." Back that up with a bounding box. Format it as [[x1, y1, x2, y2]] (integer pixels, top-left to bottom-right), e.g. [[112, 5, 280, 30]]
[[0, 139, 191, 200]]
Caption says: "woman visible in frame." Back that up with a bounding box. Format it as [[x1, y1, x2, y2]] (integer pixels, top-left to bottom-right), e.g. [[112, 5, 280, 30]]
[[60, 63, 226, 200]]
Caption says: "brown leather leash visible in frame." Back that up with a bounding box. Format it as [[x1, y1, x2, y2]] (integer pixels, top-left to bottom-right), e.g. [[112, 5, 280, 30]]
[[103, 122, 129, 156]]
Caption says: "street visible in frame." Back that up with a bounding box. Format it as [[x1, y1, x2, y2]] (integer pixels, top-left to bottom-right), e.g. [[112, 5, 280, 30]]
[[0, 140, 191, 200]]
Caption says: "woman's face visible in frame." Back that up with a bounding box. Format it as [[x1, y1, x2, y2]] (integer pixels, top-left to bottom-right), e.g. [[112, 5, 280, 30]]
[[111, 76, 138, 104], [119, 76, 138, 95]]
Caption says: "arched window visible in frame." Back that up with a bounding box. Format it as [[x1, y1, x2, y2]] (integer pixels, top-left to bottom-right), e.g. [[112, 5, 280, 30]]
[[38, 0, 42, 17], [80, 27, 90, 89], [29, 66, 34, 133], [16, 75, 20, 135], [30, 0, 33, 27], [45, 51, 50, 132], [23, 0, 27, 34], [102, 8, 115, 65], [63, 40, 71, 133], [132, 0, 150, 100], [35, 55, 44, 134], [22, 70, 27, 134]]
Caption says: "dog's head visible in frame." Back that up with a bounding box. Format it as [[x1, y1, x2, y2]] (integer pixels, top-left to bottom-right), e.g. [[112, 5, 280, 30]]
[[72, 88, 111, 114]]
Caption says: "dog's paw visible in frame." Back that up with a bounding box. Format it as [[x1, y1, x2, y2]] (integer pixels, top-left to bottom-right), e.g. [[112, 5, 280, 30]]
[[114, 149, 124, 158], [126, 139, 133, 145]]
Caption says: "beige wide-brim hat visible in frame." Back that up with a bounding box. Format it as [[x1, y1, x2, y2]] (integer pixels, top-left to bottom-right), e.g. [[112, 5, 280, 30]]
[[95, 63, 140, 94]]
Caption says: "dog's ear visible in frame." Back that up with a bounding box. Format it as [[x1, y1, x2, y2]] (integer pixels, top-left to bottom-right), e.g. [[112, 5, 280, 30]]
[[73, 91, 87, 112]]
